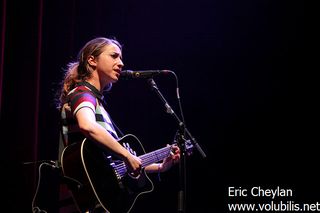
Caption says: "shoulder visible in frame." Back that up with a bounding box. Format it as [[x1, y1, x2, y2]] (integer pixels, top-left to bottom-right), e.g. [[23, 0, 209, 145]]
[[68, 86, 98, 113], [69, 86, 96, 102]]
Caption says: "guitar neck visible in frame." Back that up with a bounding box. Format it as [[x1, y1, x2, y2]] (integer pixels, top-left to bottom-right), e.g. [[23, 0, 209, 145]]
[[139, 146, 172, 168]]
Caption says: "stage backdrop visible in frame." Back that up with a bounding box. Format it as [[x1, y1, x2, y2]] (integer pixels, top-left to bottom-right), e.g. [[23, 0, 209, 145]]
[[1, 1, 310, 213]]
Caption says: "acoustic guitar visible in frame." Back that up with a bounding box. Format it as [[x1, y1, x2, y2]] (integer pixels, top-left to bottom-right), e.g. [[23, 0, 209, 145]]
[[61, 134, 193, 213]]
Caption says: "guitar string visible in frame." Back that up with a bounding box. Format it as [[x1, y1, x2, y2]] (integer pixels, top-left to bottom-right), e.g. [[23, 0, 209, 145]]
[[113, 147, 172, 177], [113, 146, 171, 170], [114, 146, 171, 170]]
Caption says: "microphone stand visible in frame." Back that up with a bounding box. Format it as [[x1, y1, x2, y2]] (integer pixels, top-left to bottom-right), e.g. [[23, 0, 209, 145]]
[[147, 78, 206, 213]]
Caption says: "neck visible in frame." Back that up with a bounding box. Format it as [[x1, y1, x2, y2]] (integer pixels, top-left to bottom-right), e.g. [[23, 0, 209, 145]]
[[87, 79, 101, 91], [86, 71, 103, 91], [87, 71, 113, 92]]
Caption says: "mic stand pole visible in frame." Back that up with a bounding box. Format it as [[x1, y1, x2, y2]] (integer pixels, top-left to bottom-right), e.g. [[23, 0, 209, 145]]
[[148, 79, 206, 213]]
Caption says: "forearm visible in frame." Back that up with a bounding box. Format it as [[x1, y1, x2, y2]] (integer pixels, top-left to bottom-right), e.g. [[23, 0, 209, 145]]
[[76, 108, 130, 160], [81, 122, 143, 174], [145, 163, 162, 173], [82, 121, 130, 160]]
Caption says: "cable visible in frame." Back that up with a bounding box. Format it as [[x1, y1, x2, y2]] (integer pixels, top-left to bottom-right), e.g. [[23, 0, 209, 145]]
[[169, 71, 186, 134], [31, 161, 58, 213]]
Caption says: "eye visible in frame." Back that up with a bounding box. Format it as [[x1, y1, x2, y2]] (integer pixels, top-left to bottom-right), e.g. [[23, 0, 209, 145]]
[[111, 53, 121, 59]]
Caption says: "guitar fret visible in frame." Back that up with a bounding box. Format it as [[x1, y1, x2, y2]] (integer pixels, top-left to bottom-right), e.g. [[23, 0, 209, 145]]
[[140, 146, 171, 167], [113, 146, 171, 178], [113, 147, 172, 178]]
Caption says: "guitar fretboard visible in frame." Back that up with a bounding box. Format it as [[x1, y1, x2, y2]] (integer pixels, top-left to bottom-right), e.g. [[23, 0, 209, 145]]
[[140, 146, 172, 167], [113, 145, 172, 178]]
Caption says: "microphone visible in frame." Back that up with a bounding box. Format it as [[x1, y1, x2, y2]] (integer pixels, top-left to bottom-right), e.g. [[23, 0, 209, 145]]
[[120, 70, 171, 79]]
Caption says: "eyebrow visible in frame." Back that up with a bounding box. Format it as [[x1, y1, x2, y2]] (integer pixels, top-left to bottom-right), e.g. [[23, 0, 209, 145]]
[[112, 51, 122, 58]]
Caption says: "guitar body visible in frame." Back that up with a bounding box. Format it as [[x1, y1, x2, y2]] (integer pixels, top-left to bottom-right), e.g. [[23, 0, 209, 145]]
[[61, 134, 154, 213]]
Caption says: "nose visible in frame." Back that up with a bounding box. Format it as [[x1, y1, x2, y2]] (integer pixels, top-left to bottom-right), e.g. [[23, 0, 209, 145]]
[[118, 58, 124, 68]]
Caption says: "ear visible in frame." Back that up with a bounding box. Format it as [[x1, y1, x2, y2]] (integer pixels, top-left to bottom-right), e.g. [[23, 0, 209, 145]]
[[87, 55, 97, 66]]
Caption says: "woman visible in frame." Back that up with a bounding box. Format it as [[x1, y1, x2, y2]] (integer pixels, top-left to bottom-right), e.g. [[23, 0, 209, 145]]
[[57, 37, 180, 212]]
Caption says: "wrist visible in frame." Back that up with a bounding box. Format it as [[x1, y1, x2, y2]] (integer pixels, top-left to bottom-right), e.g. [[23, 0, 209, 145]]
[[157, 163, 162, 181], [158, 163, 163, 173]]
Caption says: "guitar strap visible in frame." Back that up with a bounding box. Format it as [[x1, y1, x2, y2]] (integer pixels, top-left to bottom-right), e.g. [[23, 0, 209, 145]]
[[76, 81, 125, 138]]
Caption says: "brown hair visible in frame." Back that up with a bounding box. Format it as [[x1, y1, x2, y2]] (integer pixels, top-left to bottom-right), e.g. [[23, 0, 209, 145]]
[[57, 37, 122, 106]]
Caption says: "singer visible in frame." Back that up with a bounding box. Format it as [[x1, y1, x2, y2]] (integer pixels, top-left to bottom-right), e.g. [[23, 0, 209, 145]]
[[56, 37, 180, 213]]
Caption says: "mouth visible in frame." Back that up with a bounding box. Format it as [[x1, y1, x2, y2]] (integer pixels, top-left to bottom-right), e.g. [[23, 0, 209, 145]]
[[114, 70, 121, 79]]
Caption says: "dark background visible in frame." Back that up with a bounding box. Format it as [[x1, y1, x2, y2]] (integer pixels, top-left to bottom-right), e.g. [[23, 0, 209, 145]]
[[0, 0, 312, 212]]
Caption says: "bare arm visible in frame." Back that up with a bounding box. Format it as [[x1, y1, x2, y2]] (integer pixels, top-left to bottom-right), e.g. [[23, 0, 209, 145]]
[[75, 107, 142, 174]]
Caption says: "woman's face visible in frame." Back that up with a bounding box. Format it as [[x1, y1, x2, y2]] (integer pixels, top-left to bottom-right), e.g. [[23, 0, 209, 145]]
[[90, 43, 124, 84]]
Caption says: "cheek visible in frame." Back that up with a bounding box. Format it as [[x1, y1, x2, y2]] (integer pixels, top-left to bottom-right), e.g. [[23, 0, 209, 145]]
[[101, 59, 113, 68]]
